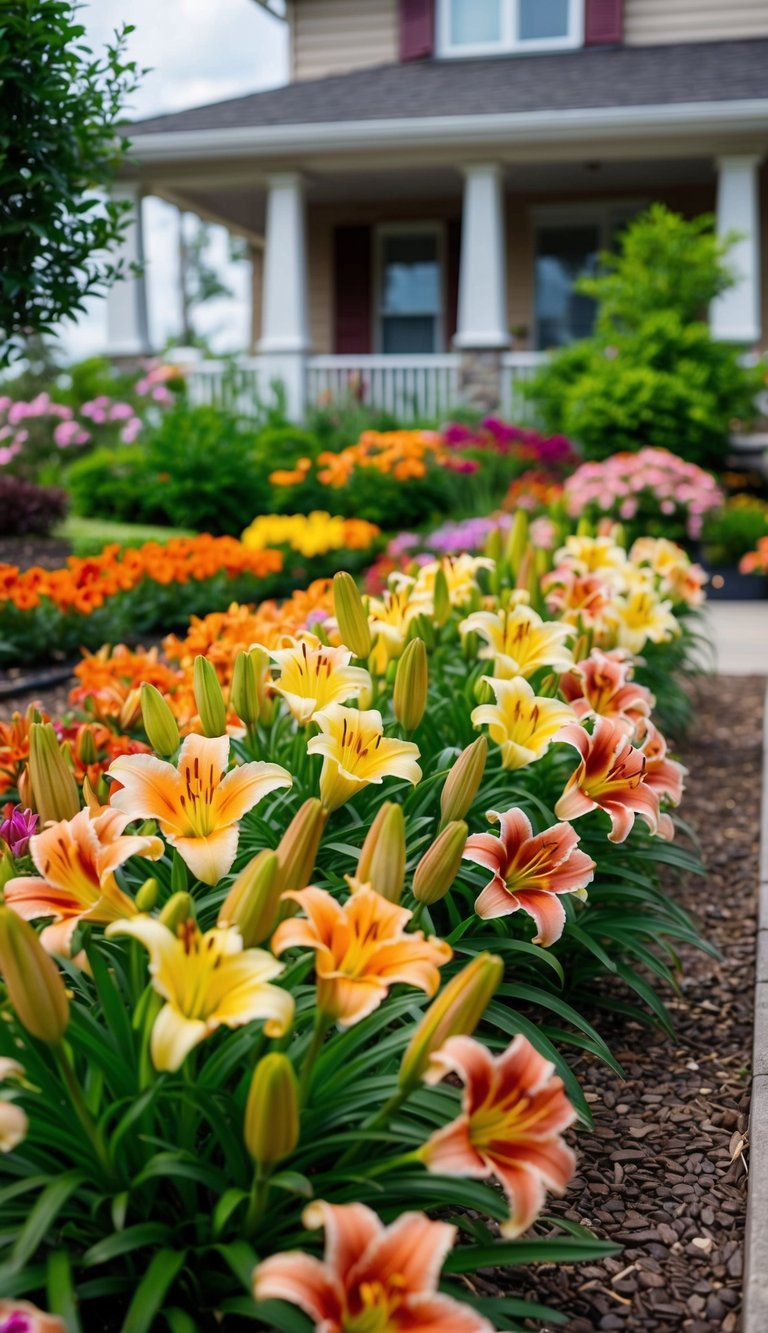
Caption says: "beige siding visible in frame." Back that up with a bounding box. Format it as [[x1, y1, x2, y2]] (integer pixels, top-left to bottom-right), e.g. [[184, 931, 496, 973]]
[[289, 0, 399, 81], [624, 0, 768, 45]]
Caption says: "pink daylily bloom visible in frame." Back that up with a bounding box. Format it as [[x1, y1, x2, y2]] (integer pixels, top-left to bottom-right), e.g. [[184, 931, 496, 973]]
[[421, 1035, 577, 1237], [559, 649, 654, 736], [254, 1200, 494, 1332], [635, 719, 687, 839], [555, 718, 661, 844], [463, 807, 595, 945]]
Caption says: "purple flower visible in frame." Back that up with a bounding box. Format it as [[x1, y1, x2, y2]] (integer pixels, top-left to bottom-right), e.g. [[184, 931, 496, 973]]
[[0, 807, 39, 858], [0, 1315, 34, 1332]]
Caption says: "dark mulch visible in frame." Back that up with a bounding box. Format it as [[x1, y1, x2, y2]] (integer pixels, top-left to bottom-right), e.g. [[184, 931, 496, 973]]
[[514, 674, 764, 1332], [0, 535, 72, 570]]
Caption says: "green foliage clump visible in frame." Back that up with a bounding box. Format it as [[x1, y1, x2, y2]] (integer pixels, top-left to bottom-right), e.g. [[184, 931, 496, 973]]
[[0, 2, 141, 362], [702, 493, 768, 566], [526, 205, 763, 468]]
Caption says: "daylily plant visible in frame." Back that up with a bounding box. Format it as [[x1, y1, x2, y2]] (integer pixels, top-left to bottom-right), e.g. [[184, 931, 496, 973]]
[[555, 718, 661, 843], [263, 633, 371, 724], [307, 704, 421, 812], [461, 604, 574, 679], [471, 676, 574, 770]]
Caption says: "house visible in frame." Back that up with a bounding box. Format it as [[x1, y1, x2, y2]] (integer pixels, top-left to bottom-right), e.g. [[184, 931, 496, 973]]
[[111, 0, 768, 419]]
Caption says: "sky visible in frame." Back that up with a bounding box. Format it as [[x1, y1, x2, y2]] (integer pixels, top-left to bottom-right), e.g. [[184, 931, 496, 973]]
[[61, 0, 290, 359]]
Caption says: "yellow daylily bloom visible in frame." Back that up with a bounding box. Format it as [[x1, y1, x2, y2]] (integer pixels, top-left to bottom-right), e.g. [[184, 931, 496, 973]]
[[471, 676, 574, 770], [367, 585, 421, 675], [263, 633, 371, 725], [107, 732, 291, 884], [405, 554, 494, 616], [106, 915, 294, 1070], [460, 605, 574, 679], [307, 703, 421, 812], [555, 535, 627, 581], [605, 589, 680, 656]]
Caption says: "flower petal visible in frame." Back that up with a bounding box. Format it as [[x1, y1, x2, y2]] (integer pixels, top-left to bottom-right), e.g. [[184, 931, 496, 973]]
[[170, 826, 240, 884], [211, 761, 292, 826]]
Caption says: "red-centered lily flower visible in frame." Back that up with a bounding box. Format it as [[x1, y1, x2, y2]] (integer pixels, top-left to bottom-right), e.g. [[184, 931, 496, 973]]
[[463, 807, 595, 944], [635, 718, 687, 839], [254, 1199, 495, 1333], [559, 648, 654, 736], [272, 884, 451, 1027], [108, 733, 291, 884], [554, 718, 660, 844], [4, 806, 163, 955], [421, 1034, 577, 1237]]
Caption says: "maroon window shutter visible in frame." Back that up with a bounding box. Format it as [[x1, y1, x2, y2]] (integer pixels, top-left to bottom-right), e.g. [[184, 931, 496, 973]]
[[446, 218, 461, 344], [584, 0, 622, 44], [333, 226, 372, 354], [400, 0, 434, 61]]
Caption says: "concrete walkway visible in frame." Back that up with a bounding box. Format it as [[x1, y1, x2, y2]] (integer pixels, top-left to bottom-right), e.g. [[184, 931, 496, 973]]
[[703, 602, 768, 676]]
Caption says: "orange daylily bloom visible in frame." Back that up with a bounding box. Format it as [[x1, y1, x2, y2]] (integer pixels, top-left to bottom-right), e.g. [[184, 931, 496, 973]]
[[4, 805, 163, 954], [272, 884, 452, 1026], [108, 732, 292, 884], [254, 1200, 494, 1333], [555, 718, 661, 844], [421, 1034, 577, 1237], [463, 806, 595, 943], [559, 648, 654, 736]]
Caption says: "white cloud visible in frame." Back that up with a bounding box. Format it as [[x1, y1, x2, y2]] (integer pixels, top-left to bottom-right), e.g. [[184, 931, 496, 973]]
[[58, 0, 289, 360]]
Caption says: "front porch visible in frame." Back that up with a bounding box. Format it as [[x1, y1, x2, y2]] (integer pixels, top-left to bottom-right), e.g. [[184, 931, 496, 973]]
[[110, 126, 766, 420]]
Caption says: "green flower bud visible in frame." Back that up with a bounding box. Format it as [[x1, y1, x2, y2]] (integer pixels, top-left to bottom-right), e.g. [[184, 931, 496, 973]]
[[134, 878, 159, 913], [399, 953, 503, 1093], [244, 1053, 299, 1167], [275, 799, 326, 898], [356, 802, 406, 904], [393, 638, 428, 732], [28, 723, 80, 825], [193, 656, 227, 738], [231, 649, 270, 727], [140, 684, 181, 757], [333, 572, 371, 659], [432, 567, 451, 627], [412, 821, 467, 906], [218, 849, 281, 946], [0, 908, 69, 1045], [440, 735, 488, 826], [159, 892, 194, 933], [505, 510, 529, 580]]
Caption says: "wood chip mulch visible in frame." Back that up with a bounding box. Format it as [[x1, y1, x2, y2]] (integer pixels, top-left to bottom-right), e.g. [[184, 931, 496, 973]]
[[513, 674, 764, 1331]]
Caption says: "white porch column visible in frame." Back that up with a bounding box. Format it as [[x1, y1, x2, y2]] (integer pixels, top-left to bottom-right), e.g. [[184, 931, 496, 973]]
[[711, 154, 762, 344], [106, 183, 150, 358], [258, 172, 308, 419], [455, 163, 510, 350]]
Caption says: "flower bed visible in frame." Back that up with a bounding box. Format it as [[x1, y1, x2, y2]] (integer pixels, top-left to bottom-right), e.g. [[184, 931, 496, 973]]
[[0, 521, 712, 1331]]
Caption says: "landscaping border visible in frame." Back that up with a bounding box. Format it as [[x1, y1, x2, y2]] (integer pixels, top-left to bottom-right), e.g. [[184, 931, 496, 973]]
[[744, 679, 768, 1331]]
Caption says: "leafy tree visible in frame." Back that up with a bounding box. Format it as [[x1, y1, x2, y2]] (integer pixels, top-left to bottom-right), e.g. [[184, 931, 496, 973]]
[[0, 0, 141, 364], [177, 213, 238, 344]]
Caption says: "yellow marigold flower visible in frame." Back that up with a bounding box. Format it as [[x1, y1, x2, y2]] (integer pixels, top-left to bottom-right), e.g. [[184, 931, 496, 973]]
[[307, 703, 421, 813], [460, 605, 574, 679], [264, 633, 371, 725], [107, 914, 294, 1070], [471, 676, 574, 770]]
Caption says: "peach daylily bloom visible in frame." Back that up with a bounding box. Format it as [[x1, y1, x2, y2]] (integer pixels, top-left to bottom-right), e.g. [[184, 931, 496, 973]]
[[0, 1100, 27, 1152], [463, 807, 595, 944], [272, 884, 451, 1027], [264, 633, 371, 725], [307, 704, 421, 812], [471, 676, 574, 771], [461, 605, 574, 679], [421, 1034, 577, 1237], [254, 1200, 494, 1333], [4, 806, 163, 955], [106, 915, 294, 1070], [635, 719, 687, 839], [542, 567, 612, 629], [559, 649, 654, 736], [555, 718, 660, 844], [107, 733, 291, 884]]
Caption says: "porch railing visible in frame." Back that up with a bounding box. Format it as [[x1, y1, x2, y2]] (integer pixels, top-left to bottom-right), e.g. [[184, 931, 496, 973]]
[[183, 350, 549, 423]]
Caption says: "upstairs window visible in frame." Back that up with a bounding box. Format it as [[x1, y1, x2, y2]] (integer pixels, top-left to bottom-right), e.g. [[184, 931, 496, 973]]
[[438, 0, 583, 55]]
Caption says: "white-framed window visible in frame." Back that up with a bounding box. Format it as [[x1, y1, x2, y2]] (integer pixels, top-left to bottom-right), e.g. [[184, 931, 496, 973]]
[[437, 0, 584, 57], [532, 201, 643, 349], [375, 223, 445, 354]]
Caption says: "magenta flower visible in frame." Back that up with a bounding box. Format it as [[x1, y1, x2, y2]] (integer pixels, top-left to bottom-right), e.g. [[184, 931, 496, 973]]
[[0, 807, 39, 859]]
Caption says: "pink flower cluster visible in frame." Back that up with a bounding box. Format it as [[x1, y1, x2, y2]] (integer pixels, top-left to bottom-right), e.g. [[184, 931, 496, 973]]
[[135, 361, 180, 404], [442, 417, 577, 467], [81, 397, 142, 443], [564, 448, 723, 540], [0, 393, 88, 464]]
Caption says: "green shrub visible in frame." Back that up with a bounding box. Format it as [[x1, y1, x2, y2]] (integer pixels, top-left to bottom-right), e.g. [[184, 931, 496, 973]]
[[526, 206, 763, 469], [701, 493, 768, 566]]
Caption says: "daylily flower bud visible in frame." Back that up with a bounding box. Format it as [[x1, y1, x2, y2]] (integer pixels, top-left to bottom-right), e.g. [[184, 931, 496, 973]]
[[0, 908, 69, 1045], [231, 648, 270, 727], [398, 952, 503, 1093], [28, 723, 80, 824], [409, 612, 436, 652], [244, 1052, 299, 1167], [218, 849, 280, 946], [576, 516, 592, 538], [135, 878, 159, 912], [484, 526, 504, 565], [75, 726, 97, 766], [0, 848, 15, 892], [333, 571, 371, 660], [159, 892, 194, 933], [275, 798, 326, 897], [193, 656, 227, 738], [16, 767, 32, 812], [393, 638, 428, 732], [140, 683, 181, 757], [119, 688, 143, 732], [440, 736, 487, 826], [505, 510, 529, 579], [356, 802, 406, 904], [432, 568, 451, 627], [412, 821, 468, 906]]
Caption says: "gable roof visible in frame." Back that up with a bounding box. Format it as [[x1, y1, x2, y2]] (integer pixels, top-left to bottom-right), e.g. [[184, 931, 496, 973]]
[[129, 39, 768, 136]]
